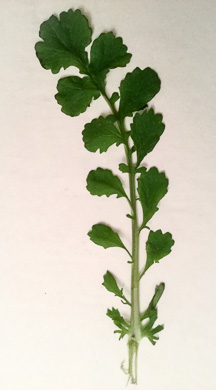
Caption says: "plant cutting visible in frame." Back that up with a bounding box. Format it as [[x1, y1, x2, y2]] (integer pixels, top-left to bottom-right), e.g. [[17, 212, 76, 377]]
[[35, 8, 174, 385]]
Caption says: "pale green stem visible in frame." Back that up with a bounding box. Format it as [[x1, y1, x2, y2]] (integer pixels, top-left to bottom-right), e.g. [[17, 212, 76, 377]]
[[85, 71, 141, 384], [102, 93, 141, 384], [126, 148, 141, 384]]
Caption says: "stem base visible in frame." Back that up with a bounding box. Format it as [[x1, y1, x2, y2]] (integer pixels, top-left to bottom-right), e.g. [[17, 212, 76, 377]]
[[128, 338, 139, 384]]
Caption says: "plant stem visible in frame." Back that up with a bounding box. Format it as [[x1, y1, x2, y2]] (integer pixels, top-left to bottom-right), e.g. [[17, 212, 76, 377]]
[[105, 96, 141, 384], [126, 151, 141, 384], [88, 76, 141, 384], [102, 91, 141, 384]]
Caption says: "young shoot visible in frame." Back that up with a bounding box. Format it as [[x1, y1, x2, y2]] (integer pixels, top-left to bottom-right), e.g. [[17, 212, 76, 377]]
[[35, 8, 174, 384]]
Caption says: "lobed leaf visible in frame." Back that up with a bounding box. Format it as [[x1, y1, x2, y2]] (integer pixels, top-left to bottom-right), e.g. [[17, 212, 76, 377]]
[[55, 76, 100, 116], [119, 67, 161, 118], [145, 230, 174, 272], [141, 283, 165, 322], [35, 9, 92, 74], [86, 168, 127, 199], [107, 307, 130, 339], [140, 283, 165, 345], [89, 32, 132, 88], [131, 108, 165, 166], [82, 115, 123, 153], [88, 224, 126, 250], [138, 167, 168, 226], [142, 324, 164, 345]]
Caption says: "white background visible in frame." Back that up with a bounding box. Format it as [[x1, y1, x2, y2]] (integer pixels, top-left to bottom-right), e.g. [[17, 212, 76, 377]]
[[1, 0, 216, 389]]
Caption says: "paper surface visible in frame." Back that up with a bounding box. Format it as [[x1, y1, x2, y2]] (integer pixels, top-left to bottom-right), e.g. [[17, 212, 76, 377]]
[[0, 0, 216, 389]]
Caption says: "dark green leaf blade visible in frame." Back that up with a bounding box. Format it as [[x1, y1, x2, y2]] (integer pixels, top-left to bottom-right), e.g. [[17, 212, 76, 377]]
[[82, 116, 123, 153], [138, 167, 168, 225], [131, 108, 165, 166], [102, 271, 130, 305], [102, 271, 123, 298], [107, 307, 130, 339], [88, 224, 126, 249], [90, 32, 132, 87], [145, 230, 175, 272], [35, 9, 92, 74], [119, 67, 161, 118], [55, 76, 100, 116], [87, 168, 127, 199], [110, 92, 120, 105]]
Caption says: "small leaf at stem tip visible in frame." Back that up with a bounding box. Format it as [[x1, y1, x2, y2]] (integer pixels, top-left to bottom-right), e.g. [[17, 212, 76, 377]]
[[145, 230, 175, 272], [119, 163, 130, 173], [82, 115, 123, 153], [131, 108, 165, 167], [89, 32, 132, 88], [35, 9, 92, 74], [55, 76, 100, 116], [138, 167, 169, 225], [102, 271, 130, 305], [86, 168, 128, 199], [88, 224, 126, 250], [119, 67, 161, 118]]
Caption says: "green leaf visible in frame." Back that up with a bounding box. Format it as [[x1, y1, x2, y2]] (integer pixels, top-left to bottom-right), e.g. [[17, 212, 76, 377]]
[[141, 283, 165, 321], [151, 283, 165, 308], [142, 324, 164, 345], [55, 76, 100, 116], [87, 168, 127, 199], [145, 230, 174, 272], [106, 307, 130, 339], [88, 224, 126, 250], [82, 115, 123, 153], [35, 9, 92, 74], [119, 67, 161, 118], [89, 32, 132, 88], [138, 167, 168, 225], [131, 108, 165, 166], [102, 271, 130, 305], [140, 283, 165, 345], [119, 163, 130, 173], [110, 92, 120, 105]]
